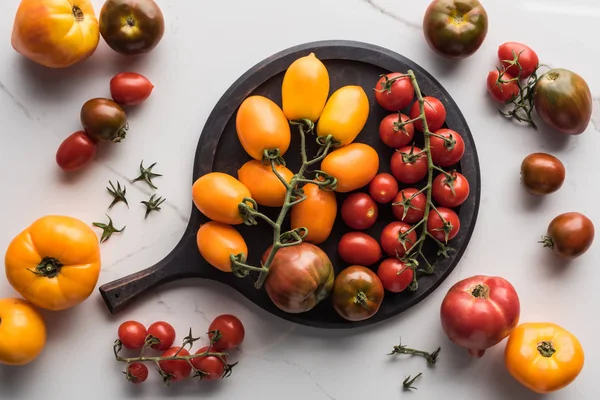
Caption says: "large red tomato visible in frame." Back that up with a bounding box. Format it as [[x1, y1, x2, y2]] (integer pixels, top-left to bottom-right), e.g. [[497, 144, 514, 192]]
[[440, 275, 520, 357], [264, 243, 335, 313]]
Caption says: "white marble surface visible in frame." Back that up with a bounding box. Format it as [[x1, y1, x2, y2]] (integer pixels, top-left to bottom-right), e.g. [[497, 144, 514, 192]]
[[1, 0, 599, 399]]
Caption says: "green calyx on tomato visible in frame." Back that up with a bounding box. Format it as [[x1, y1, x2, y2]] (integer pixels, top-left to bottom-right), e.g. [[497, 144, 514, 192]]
[[423, 0, 488, 59], [100, 0, 165, 56], [80, 98, 128, 143]]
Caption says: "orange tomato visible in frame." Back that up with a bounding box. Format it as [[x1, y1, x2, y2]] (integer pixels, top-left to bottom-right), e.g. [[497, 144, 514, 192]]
[[282, 52, 330, 123], [196, 222, 248, 273], [317, 86, 369, 145], [291, 183, 337, 244], [11, 0, 100, 68], [321, 143, 380, 193], [4, 216, 101, 311], [505, 322, 584, 394], [237, 160, 294, 207], [236, 96, 291, 160], [0, 298, 47, 366], [192, 172, 252, 225]]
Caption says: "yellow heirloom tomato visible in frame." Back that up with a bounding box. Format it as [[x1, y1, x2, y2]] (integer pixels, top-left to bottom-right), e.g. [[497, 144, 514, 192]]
[[5, 216, 101, 311], [192, 172, 252, 225], [236, 96, 291, 161], [282, 52, 330, 123], [317, 86, 369, 146], [0, 298, 47, 366], [196, 222, 247, 273], [237, 160, 294, 207]]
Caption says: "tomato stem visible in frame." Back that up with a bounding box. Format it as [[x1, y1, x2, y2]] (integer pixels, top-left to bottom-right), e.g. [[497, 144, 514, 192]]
[[107, 180, 129, 209], [92, 215, 126, 243], [537, 341, 556, 358], [402, 372, 423, 391], [539, 236, 554, 249], [470, 284, 489, 299], [28, 257, 63, 279], [389, 339, 441, 365], [72, 6, 84, 22], [353, 291, 370, 310], [131, 160, 162, 190]]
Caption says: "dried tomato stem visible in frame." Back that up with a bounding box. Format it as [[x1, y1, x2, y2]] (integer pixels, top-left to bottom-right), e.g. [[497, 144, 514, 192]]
[[389, 339, 441, 365]]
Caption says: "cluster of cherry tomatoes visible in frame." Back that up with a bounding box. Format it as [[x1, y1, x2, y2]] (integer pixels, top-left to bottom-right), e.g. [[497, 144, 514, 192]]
[[55, 72, 154, 172], [116, 314, 244, 384], [334, 73, 471, 298]]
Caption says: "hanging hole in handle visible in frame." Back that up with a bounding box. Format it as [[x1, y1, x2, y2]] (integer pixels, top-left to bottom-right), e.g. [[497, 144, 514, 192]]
[[115, 293, 120, 298]]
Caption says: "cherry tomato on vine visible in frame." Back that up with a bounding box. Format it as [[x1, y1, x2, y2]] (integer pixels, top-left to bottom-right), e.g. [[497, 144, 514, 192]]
[[110, 72, 154, 106], [520, 153, 565, 196], [409, 96, 446, 132], [159, 347, 192, 382], [147, 321, 176, 351], [196, 221, 248, 273], [192, 172, 252, 225], [127, 362, 148, 384], [498, 42, 539, 79], [377, 258, 414, 293], [80, 98, 128, 143], [208, 314, 245, 351], [320, 143, 379, 193], [337, 232, 382, 266], [341, 193, 378, 230], [390, 146, 428, 184], [369, 173, 399, 204], [430, 129, 465, 167], [380, 221, 417, 257], [118, 321, 147, 350], [487, 70, 519, 103], [190, 347, 227, 381], [432, 172, 470, 208], [542, 212, 594, 259], [237, 160, 294, 207], [379, 113, 415, 149], [374, 73, 415, 111], [391, 188, 426, 224], [55, 131, 97, 172], [427, 207, 460, 243]]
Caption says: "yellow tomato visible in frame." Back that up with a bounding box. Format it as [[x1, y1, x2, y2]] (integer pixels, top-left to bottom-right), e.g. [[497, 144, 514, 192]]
[[0, 298, 47, 366], [197, 222, 248, 273], [317, 86, 369, 145], [321, 143, 379, 193], [236, 96, 291, 160], [282, 52, 330, 123], [237, 160, 294, 207], [192, 172, 252, 225], [505, 322, 584, 394], [291, 183, 337, 244], [11, 0, 100, 68], [5, 216, 101, 311]]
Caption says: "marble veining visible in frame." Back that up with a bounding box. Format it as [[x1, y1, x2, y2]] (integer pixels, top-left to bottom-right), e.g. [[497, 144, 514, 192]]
[[362, 0, 421, 30]]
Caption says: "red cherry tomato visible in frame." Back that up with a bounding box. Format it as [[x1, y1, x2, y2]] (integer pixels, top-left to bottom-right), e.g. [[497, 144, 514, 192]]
[[208, 314, 245, 351], [337, 232, 382, 266], [487, 70, 519, 103], [159, 347, 192, 382], [379, 113, 415, 149], [427, 207, 460, 243], [374, 73, 415, 111], [118, 320, 147, 350], [432, 172, 470, 208], [498, 42, 539, 79], [409, 96, 446, 132], [391, 188, 426, 224], [126, 362, 149, 384], [377, 258, 415, 293], [147, 321, 176, 351], [190, 346, 227, 381], [390, 146, 429, 184], [380, 221, 417, 257], [369, 173, 399, 204], [56, 131, 97, 172], [341, 193, 379, 230], [430, 129, 465, 167], [110, 72, 155, 106]]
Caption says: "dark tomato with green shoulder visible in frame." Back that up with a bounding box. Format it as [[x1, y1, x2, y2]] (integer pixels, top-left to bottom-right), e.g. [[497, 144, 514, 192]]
[[332, 265, 385, 322], [520, 153, 565, 195], [80, 98, 128, 143], [100, 0, 165, 55], [423, 0, 488, 59], [542, 212, 594, 259]]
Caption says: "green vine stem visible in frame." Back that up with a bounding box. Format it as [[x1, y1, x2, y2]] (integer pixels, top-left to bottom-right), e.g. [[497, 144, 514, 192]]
[[388, 338, 441, 366], [230, 122, 338, 289], [114, 329, 236, 386]]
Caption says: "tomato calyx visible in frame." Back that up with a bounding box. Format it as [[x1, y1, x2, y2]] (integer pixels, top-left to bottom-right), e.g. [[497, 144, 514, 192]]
[[131, 160, 162, 190], [539, 235, 554, 249], [392, 188, 426, 221], [388, 339, 442, 365], [470, 283, 490, 299], [537, 340, 556, 358], [375, 73, 407, 94], [399, 145, 426, 164], [431, 132, 456, 150], [92, 214, 126, 243], [27, 256, 63, 278], [353, 291, 371, 310], [72, 5, 84, 22]]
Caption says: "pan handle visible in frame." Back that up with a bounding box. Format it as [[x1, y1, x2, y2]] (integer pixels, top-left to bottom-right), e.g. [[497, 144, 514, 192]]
[[99, 230, 201, 314]]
